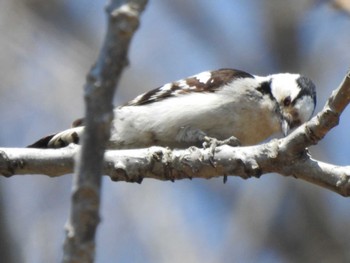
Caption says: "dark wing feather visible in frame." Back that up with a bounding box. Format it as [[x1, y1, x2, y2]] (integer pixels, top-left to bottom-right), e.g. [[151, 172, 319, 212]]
[[27, 134, 56, 148], [125, 68, 253, 106]]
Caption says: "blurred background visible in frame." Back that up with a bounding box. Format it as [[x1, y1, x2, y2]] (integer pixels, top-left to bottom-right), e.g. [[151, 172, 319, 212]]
[[1, 0, 350, 262]]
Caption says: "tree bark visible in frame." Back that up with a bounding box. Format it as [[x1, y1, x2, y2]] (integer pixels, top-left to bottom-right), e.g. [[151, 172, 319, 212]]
[[61, 1, 148, 262]]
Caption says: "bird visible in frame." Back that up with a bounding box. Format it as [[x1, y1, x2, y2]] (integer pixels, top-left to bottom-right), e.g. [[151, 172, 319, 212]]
[[28, 68, 316, 149]]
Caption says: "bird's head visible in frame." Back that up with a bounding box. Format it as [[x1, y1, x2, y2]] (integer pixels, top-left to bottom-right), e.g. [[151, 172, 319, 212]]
[[270, 73, 316, 135]]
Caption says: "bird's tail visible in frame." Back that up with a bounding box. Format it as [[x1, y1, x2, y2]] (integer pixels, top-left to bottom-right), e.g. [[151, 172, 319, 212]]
[[27, 134, 56, 148], [27, 127, 84, 148]]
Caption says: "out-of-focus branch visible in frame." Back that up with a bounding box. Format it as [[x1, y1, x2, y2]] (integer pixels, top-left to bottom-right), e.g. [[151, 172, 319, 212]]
[[2, 72, 350, 197], [61, 1, 148, 263], [333, 0, 350, 14]]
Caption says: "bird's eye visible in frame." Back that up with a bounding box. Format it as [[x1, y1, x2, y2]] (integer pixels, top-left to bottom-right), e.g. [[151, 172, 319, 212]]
[[283, 96, 291, 106]]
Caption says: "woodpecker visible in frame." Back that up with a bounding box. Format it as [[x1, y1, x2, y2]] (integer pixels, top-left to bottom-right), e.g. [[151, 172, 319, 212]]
[[28, 68, 316, 149]]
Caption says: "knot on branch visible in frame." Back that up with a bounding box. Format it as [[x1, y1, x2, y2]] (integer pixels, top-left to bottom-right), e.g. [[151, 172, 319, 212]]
[[320, 106, 339, 129], [180, 146, 205, 173], [0, 150, 24, 177], [307, 107, 339, 143], [221, 148, 263, 180], [108, 3, 142, 36], [243, 158, 262, 178], [108, 156, 144, 184], [0, 150, 12, 177], [111, 161, 129, 181], [336, 171, 350, 196], [150, 147, 176, 182]]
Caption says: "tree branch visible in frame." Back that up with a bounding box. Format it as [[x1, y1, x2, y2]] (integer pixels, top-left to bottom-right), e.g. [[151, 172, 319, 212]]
[[1, 72, 350, 197], [1, 72, 350, 198], [1, 140, 350, 196], [61, 1, 148, 262], [1, 60, 350, 203], [2, 72, 350, 197]]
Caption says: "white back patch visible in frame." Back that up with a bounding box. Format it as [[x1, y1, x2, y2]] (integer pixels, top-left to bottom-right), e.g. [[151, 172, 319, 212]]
[[194, 71, 212, 84], [159, 83, 173, 91]]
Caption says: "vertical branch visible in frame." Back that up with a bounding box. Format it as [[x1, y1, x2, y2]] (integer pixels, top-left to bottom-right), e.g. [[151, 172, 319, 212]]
[[62, 1, 148, 262]]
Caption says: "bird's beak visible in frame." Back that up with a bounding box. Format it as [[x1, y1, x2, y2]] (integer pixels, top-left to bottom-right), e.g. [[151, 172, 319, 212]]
[[281, 118, 290, 136]]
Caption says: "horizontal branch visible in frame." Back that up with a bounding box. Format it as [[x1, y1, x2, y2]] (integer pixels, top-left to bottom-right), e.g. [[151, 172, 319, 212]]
[[0, 142, 349, 196], [1, 72, 350, 197]]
